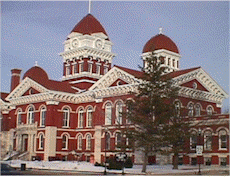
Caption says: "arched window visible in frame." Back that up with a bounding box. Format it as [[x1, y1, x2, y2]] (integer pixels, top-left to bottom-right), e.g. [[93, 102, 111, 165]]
[[77, 135, 83, 150], [40, 107, 46, 127], [190, 131, 197, 150], [195, 104, 201, 117], [28, 107, 34, 124], [188, 103, 194, 117], [204, 131, 212, 150], [86, 107, 93, 127], [105, 132, 110, 150], [17, 110, 22, 125], [63, 108, 70, 127], [105, 103, 112, 125], [62, 134, 68, 149], [78, 108, 84, 128], [126, 100, 133, 124], [116, 102, 123, 125], [39, 134, 44, 149], [219, 130, 227, 149], [207, 106, 213, 116], [115, 132, 122, 148], [86, 134, 91, 150], [175, 101, 181, 116]]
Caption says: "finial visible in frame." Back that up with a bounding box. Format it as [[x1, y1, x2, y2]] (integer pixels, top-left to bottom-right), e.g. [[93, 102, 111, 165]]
[[35, 61, 38, 66], [88, 0, 91, 14], [159, 27, 163, 34]]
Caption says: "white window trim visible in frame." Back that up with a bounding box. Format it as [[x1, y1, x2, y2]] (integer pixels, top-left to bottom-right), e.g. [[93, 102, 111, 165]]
[[40, 108, 46, 127], [62, 135, 68, 150], [105, 104, 112, 125], [115, 103, 122, 125], [28, 107, 34, 124], [86, 135, 91, 150], [219, 131, 227, 150], [86, 108, 93, 128], [190, 134, 197, 150], [77, 135, 83, 150], [63, 109, 70, 128], [38, 134, 44, 150], [204, 132, 212, 151], [17, 111, 22, 125], [78, 109, 84, 128]]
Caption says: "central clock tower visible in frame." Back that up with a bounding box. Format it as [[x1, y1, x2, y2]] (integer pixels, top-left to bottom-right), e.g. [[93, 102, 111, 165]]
[[60, 14, 116, 91]]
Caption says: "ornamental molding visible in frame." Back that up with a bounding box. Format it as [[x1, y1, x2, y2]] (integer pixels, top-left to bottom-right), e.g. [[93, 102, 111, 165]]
[[172, 68, 228, 100], [4, 66, 227, 106], [89, 66, 141, 91], [6, 77, 49, 101], [60, 46, 116, 63], [142, 49, 181, 58]]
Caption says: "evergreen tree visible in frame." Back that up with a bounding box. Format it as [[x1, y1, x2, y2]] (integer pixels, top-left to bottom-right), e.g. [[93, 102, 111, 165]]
[[126, 53, 179, 172]]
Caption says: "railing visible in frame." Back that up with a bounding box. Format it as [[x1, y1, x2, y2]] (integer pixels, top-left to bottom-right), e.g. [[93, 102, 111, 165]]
[[16, 122, 38, 131]]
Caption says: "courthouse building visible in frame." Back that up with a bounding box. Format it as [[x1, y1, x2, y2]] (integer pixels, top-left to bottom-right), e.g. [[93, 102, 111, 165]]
[[0, 12, 229, 165]]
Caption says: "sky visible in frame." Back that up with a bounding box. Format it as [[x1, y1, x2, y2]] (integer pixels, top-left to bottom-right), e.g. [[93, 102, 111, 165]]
[[1, 1, 230, 111]]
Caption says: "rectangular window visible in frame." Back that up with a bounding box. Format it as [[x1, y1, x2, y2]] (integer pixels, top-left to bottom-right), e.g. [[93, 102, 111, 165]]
[[168, 58, 171, 66], [96, 65, 101, 75], [73, 64, 77, 74], [78, 111, 83, 128], [41, 110, 46, 127], [66, 66, 70, 75], [88, 63, 92, 73], [190, 135, 197, 150], [172, 59, 175, 67], [18, 112, 22, 124], [104, 67, 108, 75], [87, 111, 92, 127], [204, 135, 212, 150], [79, 63, 84, 73], [220, 135, 227, 148]]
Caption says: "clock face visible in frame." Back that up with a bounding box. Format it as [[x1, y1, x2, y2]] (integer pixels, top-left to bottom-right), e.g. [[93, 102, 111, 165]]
[[72, 39, 79, 48], [95, 39, 103, 49]]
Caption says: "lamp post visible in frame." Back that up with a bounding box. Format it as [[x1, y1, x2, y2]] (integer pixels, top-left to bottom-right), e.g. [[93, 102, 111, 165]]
[[104, 128, 108, 175], [197, 128, 202, 175]]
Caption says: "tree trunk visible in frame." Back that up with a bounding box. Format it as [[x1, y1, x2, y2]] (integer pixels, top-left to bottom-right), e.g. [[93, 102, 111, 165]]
[[142, 152, 148, 173], [173, 152, 178, 169]]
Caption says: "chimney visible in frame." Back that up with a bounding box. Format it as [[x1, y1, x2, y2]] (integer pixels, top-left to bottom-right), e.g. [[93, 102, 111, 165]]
[[10, 69, 22, 91]]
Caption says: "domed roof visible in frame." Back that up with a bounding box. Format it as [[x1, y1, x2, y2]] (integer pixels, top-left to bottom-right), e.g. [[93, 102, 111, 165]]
[[143, 34, 179, 54], [71, 14, 109, 38], [23, 66, 49, 83]]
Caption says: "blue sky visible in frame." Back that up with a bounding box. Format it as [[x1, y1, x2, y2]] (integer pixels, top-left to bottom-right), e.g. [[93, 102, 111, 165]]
[[1, 1, 229, 111]]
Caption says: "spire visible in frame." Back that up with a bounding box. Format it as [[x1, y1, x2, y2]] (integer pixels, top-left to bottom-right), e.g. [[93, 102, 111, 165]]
[[88, 0, 92, 14], [159, 27, 163, 34], [35, 61, 38, 66]]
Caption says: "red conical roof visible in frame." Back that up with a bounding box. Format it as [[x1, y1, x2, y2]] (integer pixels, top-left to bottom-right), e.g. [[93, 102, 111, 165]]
[[143, 34, 179, 54], [71, 14, 109, 39]]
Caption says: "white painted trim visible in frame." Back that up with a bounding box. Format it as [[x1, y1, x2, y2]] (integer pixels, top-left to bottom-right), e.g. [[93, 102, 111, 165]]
[[70, 79, 96, 84]]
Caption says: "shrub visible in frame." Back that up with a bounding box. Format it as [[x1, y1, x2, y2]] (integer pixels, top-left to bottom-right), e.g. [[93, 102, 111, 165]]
[[124, 157, 133, 168], [94, 162, 101, 166], [107, 157, 122, 170]]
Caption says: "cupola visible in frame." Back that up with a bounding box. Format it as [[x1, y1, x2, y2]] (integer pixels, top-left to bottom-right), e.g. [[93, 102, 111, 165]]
[[59, 13, 116, 86], [142, 28, 181, 73]]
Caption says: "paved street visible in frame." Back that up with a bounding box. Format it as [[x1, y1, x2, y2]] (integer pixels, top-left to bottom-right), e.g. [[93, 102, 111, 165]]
[[2, 168, 230, 176]]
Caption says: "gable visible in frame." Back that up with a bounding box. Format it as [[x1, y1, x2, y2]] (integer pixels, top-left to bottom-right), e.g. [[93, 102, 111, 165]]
[[22, 87, 41, 96], [6, 77, 49, 100], [89, 66, 140, 91], [173, 67, 228, 99], [180, 79, 209, 92]]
